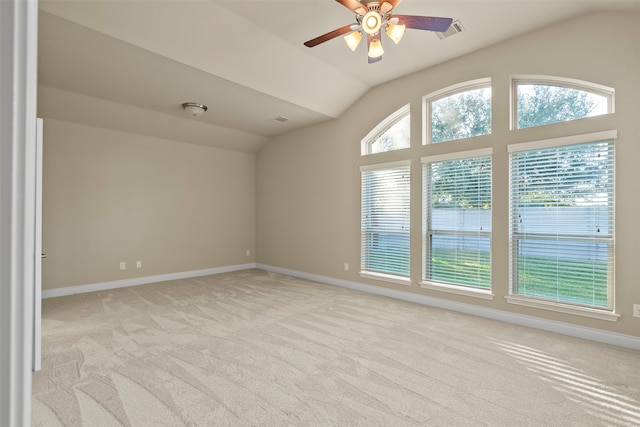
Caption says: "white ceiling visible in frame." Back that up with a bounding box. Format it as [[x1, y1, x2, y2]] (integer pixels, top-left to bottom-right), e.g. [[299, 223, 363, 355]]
[[37, 0, 640, 153]]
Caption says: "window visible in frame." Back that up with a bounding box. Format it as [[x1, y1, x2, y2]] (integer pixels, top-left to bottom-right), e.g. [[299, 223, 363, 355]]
[[509, 131, 615, 310], [426, 80, 491, 144], [513, 77, 613, 129], [362, 104, 410, 155], [357, 75, 616, 316], [422, 149, 492, 293], [360, 161, 410, 283]]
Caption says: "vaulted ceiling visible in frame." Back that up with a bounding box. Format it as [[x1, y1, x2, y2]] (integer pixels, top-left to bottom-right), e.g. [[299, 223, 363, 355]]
[[37, 0, 640, 153]]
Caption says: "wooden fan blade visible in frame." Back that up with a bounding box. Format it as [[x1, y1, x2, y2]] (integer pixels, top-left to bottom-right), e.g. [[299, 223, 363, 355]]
[[304, 24, 356, 47], [336, 0, 367, 15], [393, 15, 453, 32]]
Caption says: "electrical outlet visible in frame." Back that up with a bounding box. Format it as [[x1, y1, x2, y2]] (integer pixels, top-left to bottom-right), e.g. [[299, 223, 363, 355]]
[[136, 260, 142, 268], [119, 262, 126, 270], [344, 263, 349, 271], [246, 250, 251, 257], [633, 304, 640, 318]]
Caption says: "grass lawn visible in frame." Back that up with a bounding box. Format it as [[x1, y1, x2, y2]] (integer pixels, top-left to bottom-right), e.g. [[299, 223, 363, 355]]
[[430, 248, 491, 289], [369, 245, 609, 309], [429, 248, 608, 308], [516, 255, 608, 307]]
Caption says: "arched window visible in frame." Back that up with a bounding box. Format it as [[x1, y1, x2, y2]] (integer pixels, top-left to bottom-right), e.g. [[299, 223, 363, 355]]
[[425, 79, 492, 144], [512, 76, 614, 129], [361, 104, 410, 155], [358, 75, 617, 316]]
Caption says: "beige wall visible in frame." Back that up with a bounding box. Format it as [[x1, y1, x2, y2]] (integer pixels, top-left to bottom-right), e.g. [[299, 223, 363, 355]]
[[256, 11, 640, 337], [42, 119, 255, 289]]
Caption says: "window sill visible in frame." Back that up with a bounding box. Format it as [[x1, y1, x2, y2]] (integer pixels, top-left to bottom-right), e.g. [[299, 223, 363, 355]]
[[420, 281, 494, 300], [359, 271, 411, 286], [505, 295, 620, 322]]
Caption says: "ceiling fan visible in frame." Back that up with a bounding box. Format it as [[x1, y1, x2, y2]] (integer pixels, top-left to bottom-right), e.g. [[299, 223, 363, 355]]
[[304, 0, 453, 63]]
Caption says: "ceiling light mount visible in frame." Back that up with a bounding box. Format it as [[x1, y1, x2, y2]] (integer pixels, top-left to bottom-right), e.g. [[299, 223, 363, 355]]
[[182, 102, 208, 117], [271, 116, 290, 123], [362, 10, 382, 35]]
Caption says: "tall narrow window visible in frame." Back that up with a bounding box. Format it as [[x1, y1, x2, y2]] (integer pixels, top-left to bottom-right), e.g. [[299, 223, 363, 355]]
[[422, 149, 492, 291], [513, 77, 613, 129], [361, 161, 410, 282], [509, 132, 615, 309]]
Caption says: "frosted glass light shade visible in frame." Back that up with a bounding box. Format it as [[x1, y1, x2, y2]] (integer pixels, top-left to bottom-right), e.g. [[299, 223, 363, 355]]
[[368, 39, 384, 58], [386, 24, 406, 44], [182, 102, 208, 117], [344, 31, 362, 51]]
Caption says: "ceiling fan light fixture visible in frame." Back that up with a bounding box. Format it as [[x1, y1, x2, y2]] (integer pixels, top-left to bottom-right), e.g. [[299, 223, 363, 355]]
[[368, 38, 384, 58], [182, 102, 208, 117], [344, 31, 363, 51], [362, 11, 382, 35], [303, 1, 453, 65], [386, 24, 406, 44]]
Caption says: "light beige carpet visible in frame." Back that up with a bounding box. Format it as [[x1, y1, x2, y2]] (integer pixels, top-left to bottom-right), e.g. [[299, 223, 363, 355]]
[[32, 269, 640, 426]]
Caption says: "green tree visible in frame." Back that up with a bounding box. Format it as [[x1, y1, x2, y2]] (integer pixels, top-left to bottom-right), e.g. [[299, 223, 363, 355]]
[[513, 141, 612, 207], [370, 114, 410, 153], [431, 88, 491, 143], [430, 84, 608, 208], [430, 157, 491, 209], [517, 84, 601, 128]]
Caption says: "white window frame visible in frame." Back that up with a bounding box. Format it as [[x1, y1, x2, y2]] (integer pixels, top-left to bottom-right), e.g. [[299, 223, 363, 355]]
[[510, 75, 615, 130], [506, 130, 619, 322], [423, 78, 492, 145], [361, 104, 410, 156], [421, 148, 494, 299]]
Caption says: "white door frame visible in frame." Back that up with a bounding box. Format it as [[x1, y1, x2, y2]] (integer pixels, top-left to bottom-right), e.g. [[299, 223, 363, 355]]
[[33, 118, 43, 372], [0, 0, 39, 425]]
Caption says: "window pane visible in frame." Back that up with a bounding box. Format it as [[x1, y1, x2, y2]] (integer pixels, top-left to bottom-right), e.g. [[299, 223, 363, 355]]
[[515, 239, 609, 307], [510, 140, 614, 309], [516, 84, 610, 129], [430, 235, 491, 287], [362, 165, 410, 277], [424, 155, 491, 289], [369, 114, 410, 154], [430, 87, 491, 143]]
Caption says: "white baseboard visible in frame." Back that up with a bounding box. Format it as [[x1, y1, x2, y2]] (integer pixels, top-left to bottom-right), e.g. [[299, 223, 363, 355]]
[[257, 264, 640, 351], [41, 263, 257, 299]]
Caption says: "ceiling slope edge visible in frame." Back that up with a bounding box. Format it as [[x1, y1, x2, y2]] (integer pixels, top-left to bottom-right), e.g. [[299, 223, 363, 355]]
[[38, 85, 269, 154], [38, 0, 369, 119]]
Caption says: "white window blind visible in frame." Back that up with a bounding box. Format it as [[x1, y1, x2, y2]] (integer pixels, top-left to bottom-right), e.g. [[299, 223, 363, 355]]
[[423, 152, 492, 289], [361, 162, 410, 278], [509, 139, 614, 309]]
